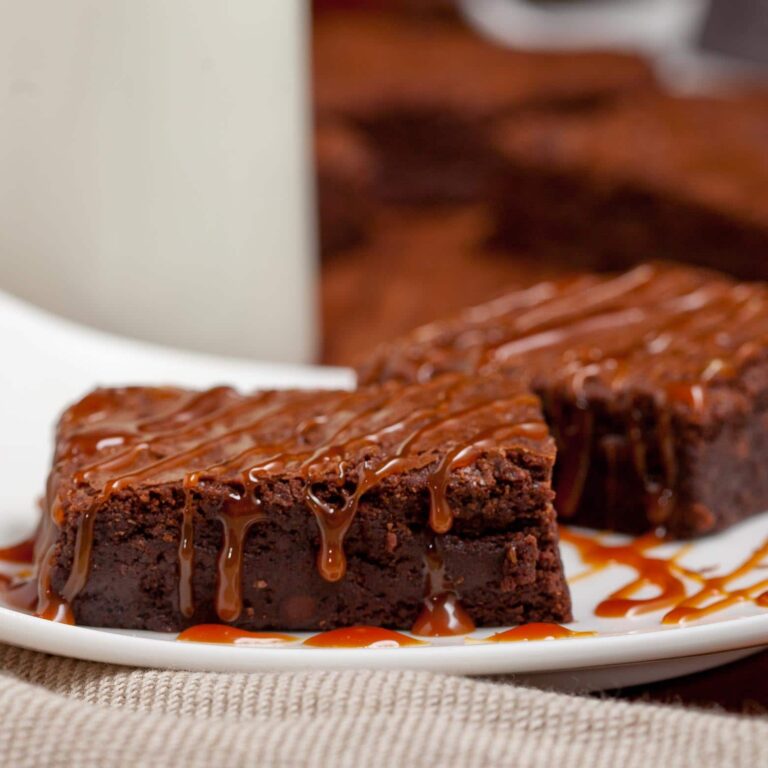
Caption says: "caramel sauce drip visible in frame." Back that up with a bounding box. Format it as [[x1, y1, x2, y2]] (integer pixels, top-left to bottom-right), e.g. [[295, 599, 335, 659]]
[[487, 623, 595, 642], [304, 626, 426, 648], [662, 538, 768, 625], [561, 527, 688, 617], [0, 531, 74, 623], [411, 538, 476, 637], [411, 593, 476, 637], [41, 375, 547, 625], [360, 263, 768, 530], [562, 526, 768, 624], [177, 625, 297, 645]]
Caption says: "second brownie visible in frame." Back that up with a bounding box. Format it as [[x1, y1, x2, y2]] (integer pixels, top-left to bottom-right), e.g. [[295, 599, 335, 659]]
[[359, 262, 768, 538]]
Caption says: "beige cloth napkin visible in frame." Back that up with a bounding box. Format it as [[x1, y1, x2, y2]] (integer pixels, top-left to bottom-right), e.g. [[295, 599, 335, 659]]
[[1, 643, 766, 768]]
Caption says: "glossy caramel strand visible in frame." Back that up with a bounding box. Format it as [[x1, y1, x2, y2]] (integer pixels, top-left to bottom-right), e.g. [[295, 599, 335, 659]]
[[486, 623, 595, 642], [177, 625, 297, 645], [411, 537, 476, 637], [562, 526, 768, 623], [304, 626, 426, 648]]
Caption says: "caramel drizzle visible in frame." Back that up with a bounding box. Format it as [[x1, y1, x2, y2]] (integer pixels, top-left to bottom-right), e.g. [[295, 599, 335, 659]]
[[44, 376, 547, 624], [304, 626, 426, 648], [486, 623, 595, 642], [562, 526, 768, 623], [177, 625, 298, 645], [361, 263, 768, 529], [411, 537, 476, 637]]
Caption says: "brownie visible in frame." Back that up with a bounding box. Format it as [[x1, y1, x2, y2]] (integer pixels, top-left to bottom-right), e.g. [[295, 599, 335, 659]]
[[315, 119, 376, 257], [359, 262, 768, 538], [490, 92, 768, 281], [313, 11, 657, 204], [36, 376, 570, 632]]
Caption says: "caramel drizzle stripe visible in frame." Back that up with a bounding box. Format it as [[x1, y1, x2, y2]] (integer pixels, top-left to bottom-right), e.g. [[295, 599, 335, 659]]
[[178, 499, 196, 618], [465, 265, 685, 369], [215, 514, 261, 624], [64, 389, 271, 470], [100, 394, 354, 492], [489, 282, 741, 368], [133, 386, 235, 433], [663, 538, 768, 624], [561, 527, 768, 624], [410, 269, 644, 369]]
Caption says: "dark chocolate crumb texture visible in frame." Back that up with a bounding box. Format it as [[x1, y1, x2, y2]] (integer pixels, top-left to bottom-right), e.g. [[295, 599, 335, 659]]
[[359, 262, 768, 538], [35, 375, 570, 632]]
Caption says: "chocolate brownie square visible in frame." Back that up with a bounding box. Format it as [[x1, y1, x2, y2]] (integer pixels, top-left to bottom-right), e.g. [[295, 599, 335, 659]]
[[313, 11, 657, 204], [36, 376, 570, 632], [490, 92, 768, 281], [359, 262, 768, 538]]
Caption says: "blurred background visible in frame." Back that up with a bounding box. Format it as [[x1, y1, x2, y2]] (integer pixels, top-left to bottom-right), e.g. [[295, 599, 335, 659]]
[[314, 0, 768, 366], [1, 0, 768, 367]]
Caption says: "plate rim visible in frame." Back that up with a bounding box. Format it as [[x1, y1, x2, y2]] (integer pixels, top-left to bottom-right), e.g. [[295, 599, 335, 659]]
[[2, 603, 767, 676]]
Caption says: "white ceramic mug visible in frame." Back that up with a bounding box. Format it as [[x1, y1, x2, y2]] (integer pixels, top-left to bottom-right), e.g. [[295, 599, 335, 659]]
[[0, 0, 316, 363]]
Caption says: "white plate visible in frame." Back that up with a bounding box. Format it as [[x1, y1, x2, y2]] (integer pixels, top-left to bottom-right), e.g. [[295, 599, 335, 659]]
[[2, 288, 768, 692]]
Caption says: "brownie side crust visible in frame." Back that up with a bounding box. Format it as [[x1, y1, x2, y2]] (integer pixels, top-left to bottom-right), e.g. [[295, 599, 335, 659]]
[[490, 94, 768, 281], [39, 376, 570, 631], [48, 466, 568, 632], [358, 262, 768, 538]]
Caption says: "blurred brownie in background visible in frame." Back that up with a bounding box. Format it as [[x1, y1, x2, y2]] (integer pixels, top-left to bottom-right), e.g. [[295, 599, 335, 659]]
[[315, 120, 376, 257], [321, 206, 568, 365], [313, 11, 657, 207], [490, 92, 768, 281]]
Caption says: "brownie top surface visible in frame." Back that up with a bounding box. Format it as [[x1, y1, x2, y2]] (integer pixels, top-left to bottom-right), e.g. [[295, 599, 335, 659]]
[[313, 12, 656, 118], [358, 263, 768, 418], [494, 93, 768, 226], [53, 374, 552, 495]]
